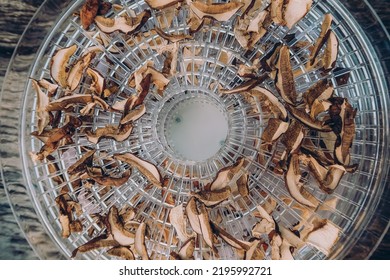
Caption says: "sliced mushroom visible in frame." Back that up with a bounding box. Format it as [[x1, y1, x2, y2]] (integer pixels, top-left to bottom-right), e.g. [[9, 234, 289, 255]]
[[114, 153, 162, 189], [261, 118, 289, 145], [95, 10, 151, 34], [120, 104, 146, 125], [86, 123, 133, 144], [86, 68, 105, 95], [244, 239, 266, 260], [80, 0, 99, 30], [67, 149, 95, 175], [237, 59, 261, 78], [154, 26, 192, 43], [197, 201, 217, 253], [36, 78, 58, 97], [107, 246, 135, 260], [107, 206, 136, 246], [145, 0, 182, 9], [301, 138, 334, 166], [236, 171, 249, 197], [270, 233, 283, 260], [55, 193, 82, 238], [51, 44, 78, 88], [210, 221, 250, 250], [250, 86, 288, 121], [31, 79, 51, 134], [283, 0, 313, 29], [88, 169, 131, 187], [285, 104, 332, 132], [310, 99, 332, 120], [320, 165, 346, 194], [186, 196, 202, 234], [67, 51, 95, 91], [280, 120, 305, 159], [280, 238, 294, 260], [169, 203, 196, 242], [302, 79, 334, 110], [303, 219, 340, 255], [309, 14, 333, 66], [191, 187, 231, 207], [46, 94, 109, 112], [271, 0, 284, 25], [209, 158, 244, 191], [275, 45, 297, 105], [174, 237, 196, 260], [190, 1, 244, 22], [285, 154, 316, 208], [323, 30, 339, 70], [135, 222, 150, 260], [71, 234, 119, 258]]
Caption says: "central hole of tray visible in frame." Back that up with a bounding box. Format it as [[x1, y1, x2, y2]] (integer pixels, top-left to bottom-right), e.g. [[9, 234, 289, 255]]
[[164, 95, 228, 161]]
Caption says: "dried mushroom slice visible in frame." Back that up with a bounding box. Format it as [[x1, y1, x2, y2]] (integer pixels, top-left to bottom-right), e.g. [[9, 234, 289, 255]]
[[191, 187, 232, 207], [303, 219, 340, 255], [50, 44, 78, 88], [120, 104, 146, 125], [275, 45, 298, 105], [270, 233, 283, 260], [95, 10, 151, 34], [250, 86, 288, 121], [280, 119, 305, 159], [320, 165, 346, 194], [285, 104, 332, 132], [210, 222, 250, 250], [114, 153, 162, 189], [80, 0, 99, 30], [282, 0, 312, 29], [261, 118, 289, 146], [302, 79, 334, 110], [220, 74, 268, 94], [67, 149, 95, 175], [86, 123, 133, 144], [323, 30, 339, 70], [169, 203, 196, 242], [31, 79, 51, 134], [55, 193, 82, 238], [107, 246, 135, 260], [271, 0, 284, 25], [309, 13, 333, 66], [88, 169, 131, 187], [86, 68, 105, 95], [209, 158, 244, 191], [46, 94, 109, 112], [135, 222, 150, 260], [252, 205, 275, 236], [190, 1, 244, 22], [170, 237, 196, 260], [107, 206, 136, 246], [145, 0, 182, 10], [67, 51, 95, 91], [154, 26, 192, 43], [72, 234, 119, 258], [36, 78, 58, 97]]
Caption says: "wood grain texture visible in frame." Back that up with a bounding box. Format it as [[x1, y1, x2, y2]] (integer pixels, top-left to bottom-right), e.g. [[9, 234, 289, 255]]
[[0, 0, 389, 260]]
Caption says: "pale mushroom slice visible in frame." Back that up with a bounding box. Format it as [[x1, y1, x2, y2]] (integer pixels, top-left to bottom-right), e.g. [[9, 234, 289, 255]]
[[135, 222, 150, 260], [252, 205, 275, 237], [169, 203, 196, 242], [86, 68, 105, 95], [210, 222, 250, 251], [219, 74, 268, 95], [237, 59, 261, 78], [186, 197, 202, 234], [282, 0, 313, 30], [270, 233, 283, 260], [236, 171, 249, 197], [310, 99, 332, 120], [285, 104, 332, 132], [190, 1, 244, 22], [88, 169, 131, 187], [46, 94, 109, 112], [280, 238, 294, 260], [94, 10, 151, 34], [309, 14, 333, 66], [154, 26, 192, 43], [302, 79, 334, 111], [55, 193, 82, 238], [209, 158, 245, 191], [250, 86, 288, 121], [320, 165, 346, 194], [303, 219, 340, 256], [107, 246, 135, 260], [107, 206, 136, 246], [145, 0, 182, 9], [275, 45, 298, 105], [36, 78, 58, 97], [67, 51, 95, 91], [114, 153, 162, 189], [323, 30, 339, 70], [50, 44, 78, 88], [191, 187, 232, 207], [86, 123, 134, 144], [71, 234, 119, 258], [31, 79, 51, 134], [244, 239, 266, 260], [120, 104, 146, 125], [285, 154, 316, 208], [170, 237, 196, 260]]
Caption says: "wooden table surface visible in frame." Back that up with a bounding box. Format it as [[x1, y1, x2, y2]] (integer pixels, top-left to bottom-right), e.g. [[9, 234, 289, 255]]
[[0, 0, 389, 260]]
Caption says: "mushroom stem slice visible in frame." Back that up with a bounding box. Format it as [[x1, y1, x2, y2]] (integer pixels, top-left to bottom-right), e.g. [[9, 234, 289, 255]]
[[250, 86, 288, 121], [67, 149, 95, 175], [86, 68, 105, 95], [50, 44, 78, 88], [275, 46, 298, 105], [320, 165, 346, 194], [107, 246, 135, 260], [309, 14, 333, 66], [169, 204, 196, 242], [120, 104, 146, 125], [114, 153, 162, 189], [135, 222, 150, 260], [46, 94, 109, 112], [190, 1, 244, 22]]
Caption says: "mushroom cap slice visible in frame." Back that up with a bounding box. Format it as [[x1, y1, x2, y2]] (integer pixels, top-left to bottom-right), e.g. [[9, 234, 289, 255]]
[[320, 165, 346, 194], [304, 220, 340, 255], [192, 187, 231, 207], [67, 52, 95, 91], [88, 169, 131, 187], [220, 75, 268, 95], [169, 203, 196, 242], [270, 233, 283, 260], [177, 237, 196, 260], [285, 154, 316, 208], [210, 221, 250, 250], [302, 79, 334, 110], [95, 10, 151, 34], [37, 78, 58, 97], [197, 202, 216, 253], [145, 0, 182, 10], [86, 68, 105, 95], [31, 79, 51, 134], [190, 1, 244, 22], [285, 104, 332, 132], [114, 153, 162, 188], [186, 197, 202, 234], [275, 45, 298, 106], [86, 123, 134, 144], [154, 26, 192, 43], [309, 13, 333, 66], [107, 206, 136, 246], [107, 246, 135, 260], [71, 234, 119, 258], [135, 222, 150, 260], [50, 44, 78, 88], [209, 158, 244, 191], [261, 118, 289, 143], [280, 119, 305, 157], [46, 94, 109, 112], [120, 104, 146, 125], [250, 86, 288, 121], [283, 0, 313, 29], [271, 0, 285, 25], [323, 30, 339, 70], [67, 149, 95, 175]]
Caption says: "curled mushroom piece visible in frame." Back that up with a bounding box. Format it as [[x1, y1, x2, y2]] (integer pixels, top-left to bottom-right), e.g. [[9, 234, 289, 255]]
[[303, 219, 340, 256], [67, 149, 95, 175], [114, 153, 162, 189], [320, 165, 346, 194], [209, 158, 244, 191], [107, 246, 135, 260], [67, 51, 95, 91], [261, 118, 289, 148], [107, 206, 137, 246], [252, 205, 275, 237], [86, 68, 105, 95], [86, 123, 134, 144], [309, 14, 333, 66], [219, 74, 268, 95], [72, 234, 119, 258], [51, 44, 78, 88], [31, 79, 51, 134], [302, 79, 334, 111], [191, 187, 231, 207], [154, 26, 192, 43], [120, 104, 146, 125], [275, 46, 298, 105], [135, 222, 150, 260], [46, 94, 109, 112], [323, 30, 339, 71], [95, 10, 151, 34], [190, 1, 244, 22], [280, 119, 305, 160], [169, 204, 196, 242], [36, 78, 58, 97], [88, 169, 131, 187], [55, 193, 83, 238], [250, 86, 288, 121], [170, 237, 196, 260], [210, 222, 250, 250], [285, 104, 332, 132], [145, 0, 182, 10], [80, 0, 99, 30]]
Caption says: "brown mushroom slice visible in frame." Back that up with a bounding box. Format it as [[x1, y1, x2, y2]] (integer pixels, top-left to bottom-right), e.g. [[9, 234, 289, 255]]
[[301, 138, 334, 166], [80, 0, 99, 30], [283, 0, 313, 29], [320, 165, 346, 194], [250, 86, 288, 121], [197, 202, 216, 253], [67, 150, 95, 175], [305, 154, 328, 184], [145, 66, 170, 94], [114, 153, 162, 188], [94, 10, 151, 34], [86, 68, 105, 95], [279, 225, 305, 249], [120, 104, 146, 125], [271, 0, 284, 25], [302, 80, 334, 110], [46, 94, 109, 112], [37, 78, 58, 97], [51, 44, 78, 88], [237, 59, 260, 78], [107, 246, 135, 260], [186, 197, 202, 234], [323, 30, 339, 70], [192, 187, 231, 207], [270, 233, 283, 260], [88, 169, 131, 187], [47, 155, 65, 185], [145, 0, 182, 9], [303, 220, 340, 255], [55, 195, 72, 238], [190, 1, 244, 22], [176, 237, 196, 260], [71, 234, 119, 258], [154, 26, 192, 43], [135, 222, 150, 260], [86, 123, 133, 144], [261, 118, 289, 144], [285, 104, 332, 132], [31, 79, 50, 134], [169, 204, 196, 242], [310, 99, 332, 120], [244, 239, 265, 260], [219, 74, 268, 95], [107, 206, 136, 246], [275, 45, 298, 105], [252, 205, 275, 236], [280, 120, 305, 159], [210, 221, 250, 250], [67, 52, 95, 91], [309, 14, 333, 66], [236, 172, 249, 197], [209, 158, 244, 191], [285, 154, 316, 208]]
